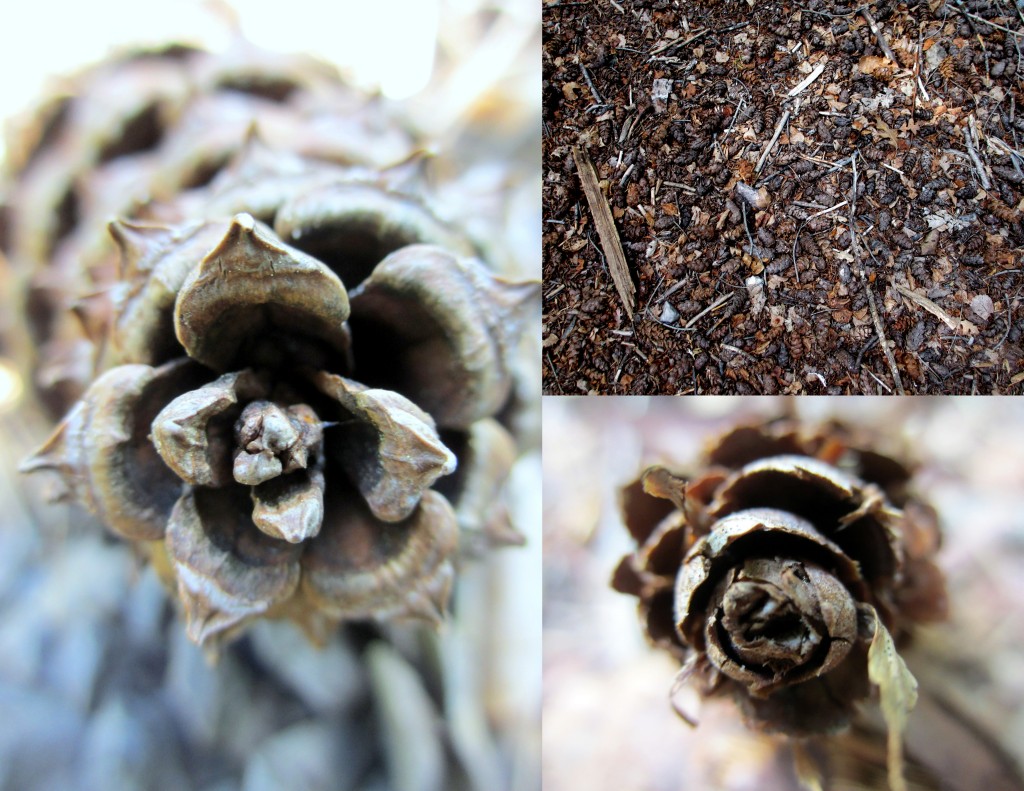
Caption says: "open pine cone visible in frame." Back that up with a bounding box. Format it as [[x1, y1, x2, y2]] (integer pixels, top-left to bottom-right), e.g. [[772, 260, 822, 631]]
[[6, 42, 536, 648], [612, 418, 947, 735]]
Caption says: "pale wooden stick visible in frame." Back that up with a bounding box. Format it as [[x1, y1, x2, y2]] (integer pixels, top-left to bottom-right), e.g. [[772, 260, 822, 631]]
[[788, 61, 827, 97], [755, 109, 791, 174], [684, 291, 734, 328], [849, 152, 905, 394], [572, 146, 636, 319]]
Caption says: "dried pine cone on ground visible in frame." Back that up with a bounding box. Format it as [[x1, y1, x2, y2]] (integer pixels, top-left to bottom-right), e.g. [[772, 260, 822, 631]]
[[612, 419, 947, 752], [4, 40, 537, 649]]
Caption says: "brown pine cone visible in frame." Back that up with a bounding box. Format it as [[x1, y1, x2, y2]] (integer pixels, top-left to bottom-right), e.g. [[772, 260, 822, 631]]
[[612, 418, 947, 736], [8, 41, 536, 648]]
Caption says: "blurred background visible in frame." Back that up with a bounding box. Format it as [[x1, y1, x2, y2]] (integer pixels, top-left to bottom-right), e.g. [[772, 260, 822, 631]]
[[0, 2, 540, 790], [543, 397, 1024, 791]]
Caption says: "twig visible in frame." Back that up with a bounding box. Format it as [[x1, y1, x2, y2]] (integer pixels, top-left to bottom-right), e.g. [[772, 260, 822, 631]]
[[644, 308, 695, 332], [866, 369, 894, 393], [788, 60, 827, 97], [891, 281, 980, 335], [720, 343, 757, 362], [684, 291, 735, 328], [790, 200, 849, 285], [849, 151, 906, 395], [572, 146, 636, 320], [649, 23, 747, 55], [989, 136, 1024, 163], [964, 125, 993, 190], [741, 203, 759, 258], [644, 273, 666, 311], [755, 109, 791, 174], [650, 28, 710, 55], [996, 301, 1013, 349], [945, 4, 1024, 38], [580, 64, 602, 104], [661, 278, 689, 302], [860, 6, 901, 65], [618, 113, 635, 144], [544, 353, 564, 393]]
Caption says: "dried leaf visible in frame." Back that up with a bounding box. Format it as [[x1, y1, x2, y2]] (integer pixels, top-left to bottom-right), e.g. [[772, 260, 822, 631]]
[[970, 294, 994, 323], [891, 281, 979, 336], [859, 55, 894, 75], [793, 742, 825, 791], [866, 604, 918, 791]]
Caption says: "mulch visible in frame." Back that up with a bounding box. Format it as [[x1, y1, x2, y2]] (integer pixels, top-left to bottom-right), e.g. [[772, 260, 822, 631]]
[[542, 0, 1024, 394]]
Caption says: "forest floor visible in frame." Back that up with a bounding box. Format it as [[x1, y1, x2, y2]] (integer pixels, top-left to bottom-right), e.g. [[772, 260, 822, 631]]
[[543, 0, 1024, 394]]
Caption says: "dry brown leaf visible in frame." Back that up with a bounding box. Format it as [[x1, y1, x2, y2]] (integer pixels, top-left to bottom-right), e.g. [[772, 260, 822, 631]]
[[867, 605, 918, 791], [859, 55, 894, 75]]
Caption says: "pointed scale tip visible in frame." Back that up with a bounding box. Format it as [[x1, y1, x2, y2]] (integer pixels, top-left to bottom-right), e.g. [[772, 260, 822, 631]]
[[179, 581, 241, 650], [487, 519, 527, 548], [404, 592, 446, 628], [382, 147, 437, 190], [19, 421, 71, 477], [70, 290, 112, 344], [108, 218, 174, 280], [232, 212, 256, 233], [497, 277, 542, 312]]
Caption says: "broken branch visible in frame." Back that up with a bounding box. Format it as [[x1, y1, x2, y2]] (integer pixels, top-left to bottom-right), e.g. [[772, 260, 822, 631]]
[[860, 7, 901, 65]]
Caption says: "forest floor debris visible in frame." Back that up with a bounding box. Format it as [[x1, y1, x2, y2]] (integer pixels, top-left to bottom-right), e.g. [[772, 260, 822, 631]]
[[543, 0, 1024, 393]]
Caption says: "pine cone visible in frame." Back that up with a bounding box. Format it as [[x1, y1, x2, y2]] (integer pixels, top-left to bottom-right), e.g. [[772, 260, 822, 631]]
[[612, 418, 947, 735], [7, 41, 536, 648]]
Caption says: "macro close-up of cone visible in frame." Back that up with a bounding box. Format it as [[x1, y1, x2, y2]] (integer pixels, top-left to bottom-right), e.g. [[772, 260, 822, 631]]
[[6, 30, 535, 649], [0, 2, 540, 789], [613, 419, 946, 737], [543, 398, 1024, 791]]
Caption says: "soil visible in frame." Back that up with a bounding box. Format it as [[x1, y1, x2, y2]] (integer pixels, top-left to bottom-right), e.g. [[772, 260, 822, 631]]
[[542, 0, 1024, 394]]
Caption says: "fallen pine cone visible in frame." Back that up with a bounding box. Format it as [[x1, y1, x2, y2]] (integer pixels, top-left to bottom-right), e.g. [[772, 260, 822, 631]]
[[6, 40, 537, 649], [612, 418, 947, 752]]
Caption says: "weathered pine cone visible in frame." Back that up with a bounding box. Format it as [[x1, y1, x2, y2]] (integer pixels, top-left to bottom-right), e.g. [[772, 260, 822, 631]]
[[7, 42, 536, 648], [612, 419, 947, 735]]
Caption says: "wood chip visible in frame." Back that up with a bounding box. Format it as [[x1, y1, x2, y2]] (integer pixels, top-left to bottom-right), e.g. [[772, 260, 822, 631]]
[[572, 146, 635, 319]]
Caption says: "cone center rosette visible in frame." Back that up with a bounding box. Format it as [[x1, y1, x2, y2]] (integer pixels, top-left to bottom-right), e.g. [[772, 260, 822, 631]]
[[22, 204, 534, 648], [701, 551, 857, 693], [233, 401, 323, 486], [613, 422, 947, 735]]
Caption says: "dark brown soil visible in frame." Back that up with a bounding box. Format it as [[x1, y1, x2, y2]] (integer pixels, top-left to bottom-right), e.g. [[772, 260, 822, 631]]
[[543, 0, 1024, 394]]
